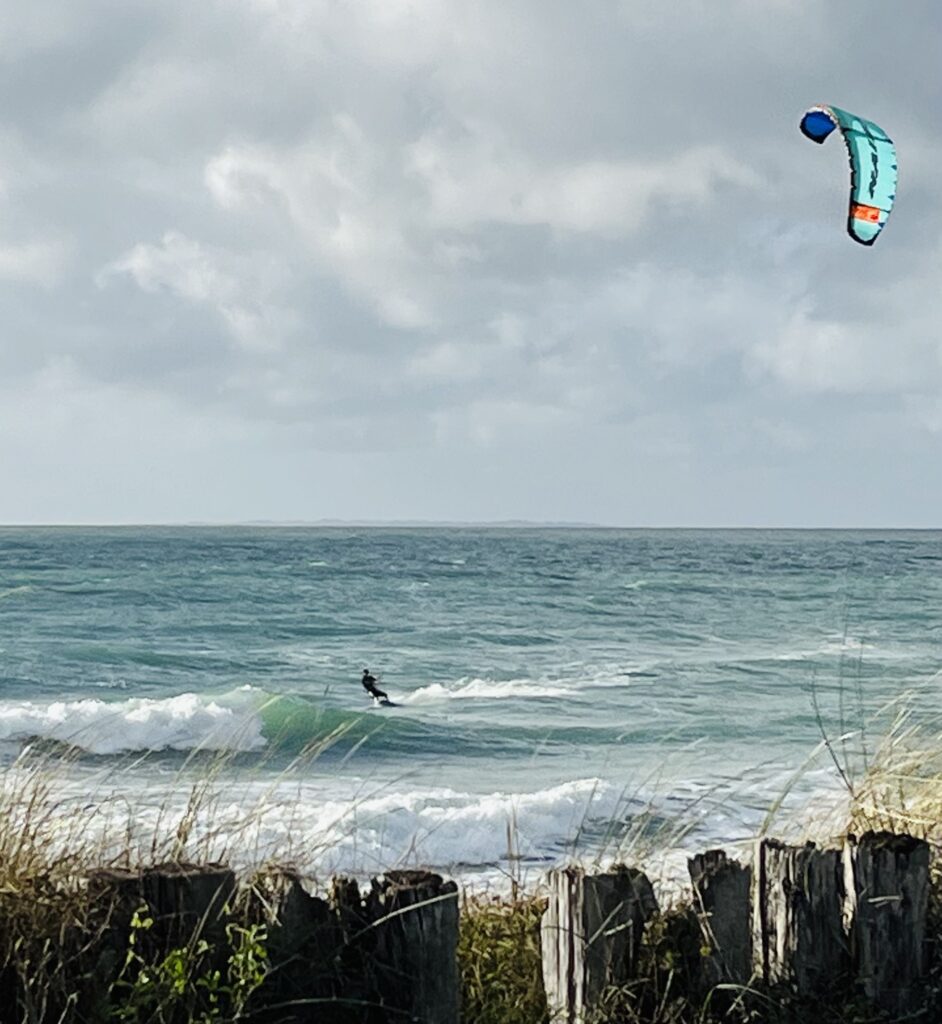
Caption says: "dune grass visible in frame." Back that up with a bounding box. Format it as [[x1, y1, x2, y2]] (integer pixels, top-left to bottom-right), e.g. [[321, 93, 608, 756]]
[[459, 891, 549, 1024]]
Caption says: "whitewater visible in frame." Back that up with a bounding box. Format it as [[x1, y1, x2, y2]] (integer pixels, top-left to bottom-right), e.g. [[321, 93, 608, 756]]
[[1, 527, 940, 886]]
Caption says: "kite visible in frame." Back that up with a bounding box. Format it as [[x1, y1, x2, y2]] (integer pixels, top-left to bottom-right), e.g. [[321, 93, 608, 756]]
[[799, 104, 897, 245]]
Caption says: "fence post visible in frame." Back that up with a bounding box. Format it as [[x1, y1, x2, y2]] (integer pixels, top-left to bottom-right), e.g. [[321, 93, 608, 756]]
[[91, 862, 235, 951], [541, 865, 657, 1024], [365, 869, 460, 1024], [850, 831, 929, 1017], [86, 863, 235, 1020], [252, 870, 345, 1021], [688, 850, 752, 992], [754, 840, 848, 997]]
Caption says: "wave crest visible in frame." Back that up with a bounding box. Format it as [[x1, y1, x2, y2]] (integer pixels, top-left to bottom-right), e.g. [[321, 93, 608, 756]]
[[404, 677, 575, 702], [0, 689, 266, 755]]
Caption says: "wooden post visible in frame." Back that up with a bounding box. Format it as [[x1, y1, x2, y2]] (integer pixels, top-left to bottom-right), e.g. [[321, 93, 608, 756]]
[[85, 863, 236, 1022], [754, 840, 848, 997], [849, 831, 929, 1016], [688, 850, 752, 991], [365, 869, 460, 1024], [252, 870, 345, 1022], [91, 861, 235, 951], [541, 865, 657, 1024]]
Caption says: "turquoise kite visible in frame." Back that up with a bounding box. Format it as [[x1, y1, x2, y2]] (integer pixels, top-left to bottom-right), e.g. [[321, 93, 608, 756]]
[[800, 104, 897, 245]]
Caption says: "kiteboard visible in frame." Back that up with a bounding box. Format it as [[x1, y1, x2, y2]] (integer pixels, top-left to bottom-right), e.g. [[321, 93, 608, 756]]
[[371, 697, 399, 708]]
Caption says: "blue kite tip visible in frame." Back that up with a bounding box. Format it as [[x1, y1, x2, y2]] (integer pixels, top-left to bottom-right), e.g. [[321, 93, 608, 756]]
[[800, 109, 837, 143]]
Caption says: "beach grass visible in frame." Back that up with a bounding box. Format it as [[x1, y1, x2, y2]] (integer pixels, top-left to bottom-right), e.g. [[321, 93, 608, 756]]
[[458, 891, 549, 1024]]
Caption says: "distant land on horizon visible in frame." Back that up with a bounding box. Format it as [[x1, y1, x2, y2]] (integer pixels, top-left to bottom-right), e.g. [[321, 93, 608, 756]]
[[239, 518, 605, 528], [205, 521, 942, 531], [0, 519, 605, 529]]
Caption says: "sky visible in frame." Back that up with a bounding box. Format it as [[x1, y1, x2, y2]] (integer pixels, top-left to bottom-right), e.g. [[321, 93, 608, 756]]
[[2, 0, 941, 526]]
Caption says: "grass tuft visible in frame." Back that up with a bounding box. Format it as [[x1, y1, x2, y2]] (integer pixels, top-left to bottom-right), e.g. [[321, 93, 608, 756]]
[[459, 891, 549, 1024]]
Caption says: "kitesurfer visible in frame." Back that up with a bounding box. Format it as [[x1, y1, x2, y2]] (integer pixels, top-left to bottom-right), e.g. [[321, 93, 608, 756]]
[[361, 668, 388, 701]]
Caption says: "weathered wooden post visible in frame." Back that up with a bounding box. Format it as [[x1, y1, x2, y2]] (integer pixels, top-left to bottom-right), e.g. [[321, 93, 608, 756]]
[[365, 869, 460, 1024], [251, 870, 346, 1022], [85, 862, 236, 1022], [541, 865, 658, 1024], [754, 840, 848, 997], [91, 861, 236, 951], [688, 850, 752, 992], [848, 831, 929, 1017]]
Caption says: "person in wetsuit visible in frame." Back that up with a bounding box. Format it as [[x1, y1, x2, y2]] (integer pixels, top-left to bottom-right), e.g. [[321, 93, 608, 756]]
[[361, 668, 388, 701]]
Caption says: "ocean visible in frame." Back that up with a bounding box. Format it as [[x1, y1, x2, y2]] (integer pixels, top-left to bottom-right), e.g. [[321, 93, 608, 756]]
[[1, 527, 940, 887]]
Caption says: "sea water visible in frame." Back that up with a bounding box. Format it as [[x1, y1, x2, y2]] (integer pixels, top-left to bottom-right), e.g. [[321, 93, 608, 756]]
[[1, 527, 940, 886]]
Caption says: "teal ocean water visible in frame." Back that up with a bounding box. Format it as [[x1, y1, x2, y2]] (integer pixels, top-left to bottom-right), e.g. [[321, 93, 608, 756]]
[[1, 527, 940, 882]]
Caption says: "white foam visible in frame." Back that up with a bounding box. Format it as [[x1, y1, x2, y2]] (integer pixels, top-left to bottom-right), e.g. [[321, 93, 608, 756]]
[[403, 677, 576, 702], [401, 663, 664, 702], [0, 770, 625, 878], [297, 777, 624, 871], [0, 691, 265, 755], [0, 760, 851, 892], [766, 633, 891, 663]]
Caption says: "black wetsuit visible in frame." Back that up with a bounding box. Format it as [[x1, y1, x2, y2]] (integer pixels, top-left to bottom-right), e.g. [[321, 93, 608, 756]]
[[362, 671, 388, 700]]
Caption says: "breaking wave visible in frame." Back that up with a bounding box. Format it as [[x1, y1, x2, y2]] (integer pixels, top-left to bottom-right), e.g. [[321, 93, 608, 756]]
[[0, 687, 558, 759], [0, 688, 267, 755]]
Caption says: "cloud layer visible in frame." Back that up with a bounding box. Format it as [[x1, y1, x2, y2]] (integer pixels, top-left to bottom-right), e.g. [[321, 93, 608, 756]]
[[2, 0, 941, 524]]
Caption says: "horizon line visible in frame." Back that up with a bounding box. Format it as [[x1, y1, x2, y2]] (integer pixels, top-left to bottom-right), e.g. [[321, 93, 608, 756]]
[[2, 520, 942, 531]]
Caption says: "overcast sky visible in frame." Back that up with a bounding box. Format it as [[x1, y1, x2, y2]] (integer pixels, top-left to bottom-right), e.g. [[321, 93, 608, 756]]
[[2, 1, 940, 526]]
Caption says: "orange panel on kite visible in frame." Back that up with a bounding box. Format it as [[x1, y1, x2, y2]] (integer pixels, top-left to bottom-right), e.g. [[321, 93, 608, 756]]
[[851, 203, 882, 223]]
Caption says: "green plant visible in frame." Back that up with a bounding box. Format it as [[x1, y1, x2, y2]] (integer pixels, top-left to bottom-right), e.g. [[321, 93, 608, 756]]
[[223, 922, 269, 1021], [459, 892, 548, 1024], [109, 906, 269, 1023]]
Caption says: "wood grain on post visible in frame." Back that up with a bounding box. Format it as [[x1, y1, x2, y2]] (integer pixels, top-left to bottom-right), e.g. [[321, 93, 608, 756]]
[[688, 850, 752, 991], [541, 865, 658, 1024], [365, 869, 460, 1024], [754, 840, 848, 996], [849, 831, 929, 1017], [253, 870, 345, 1022]]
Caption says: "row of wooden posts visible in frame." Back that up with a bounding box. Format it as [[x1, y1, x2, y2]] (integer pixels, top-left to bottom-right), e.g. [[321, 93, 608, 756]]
[[542, 831, 929, 1022], [84, 830, 930, 1022]]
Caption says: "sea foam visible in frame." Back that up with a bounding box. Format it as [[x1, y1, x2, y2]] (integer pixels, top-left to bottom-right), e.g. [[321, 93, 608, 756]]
[[404, 677, 576, 702], [1, 769, 632, 880], [0, 690, 266, 755]]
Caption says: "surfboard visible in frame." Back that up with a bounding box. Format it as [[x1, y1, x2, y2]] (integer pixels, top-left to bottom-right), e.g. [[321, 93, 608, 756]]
[[371, 697, 399, 708]]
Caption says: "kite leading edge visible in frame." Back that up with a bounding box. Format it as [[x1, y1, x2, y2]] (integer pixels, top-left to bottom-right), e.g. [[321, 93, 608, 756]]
[[799, 104, 897, 245]]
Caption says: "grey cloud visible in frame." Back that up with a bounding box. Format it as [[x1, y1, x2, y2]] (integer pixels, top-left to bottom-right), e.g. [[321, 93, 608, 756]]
[[1, 0, 941, 523]]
